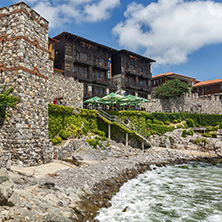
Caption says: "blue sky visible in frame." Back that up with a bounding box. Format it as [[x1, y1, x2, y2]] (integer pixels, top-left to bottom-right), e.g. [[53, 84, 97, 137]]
[[1, 0, 222, 81]]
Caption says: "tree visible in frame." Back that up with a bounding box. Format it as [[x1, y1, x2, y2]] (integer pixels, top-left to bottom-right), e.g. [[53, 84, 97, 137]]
[[0, 86, 20, 119], [154, 79, 191, 99]]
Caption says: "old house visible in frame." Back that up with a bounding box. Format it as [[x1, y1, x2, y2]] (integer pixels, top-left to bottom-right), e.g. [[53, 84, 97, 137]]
[[152, 72, 197, 88], [192, 79, 222, 98], [112, 50, 154, 98], [54, 32, 155, 99]]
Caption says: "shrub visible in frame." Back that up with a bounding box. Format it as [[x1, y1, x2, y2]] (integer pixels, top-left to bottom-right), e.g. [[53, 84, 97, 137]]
[[147, 123, 175, 135], [69, 124, 83, 138], [173, 120, 178, 123], [177, 124, 184, 129], [165, 121, 171, 125], [91, 129, 106, 137], [59, 129, 71, 140], [202, 132, 212, 138], [147, 119, 152, 124], [186, 119, 195, 127], [194, 138, 208, 146], [177, 119, 182, 123], [87, 136, 109, 149], [194, 139, 201, 144], [182, 129, 194, 137], [153, 119, 164, 125], [207, 126, 219, 132], [51, 136, 62, 145]]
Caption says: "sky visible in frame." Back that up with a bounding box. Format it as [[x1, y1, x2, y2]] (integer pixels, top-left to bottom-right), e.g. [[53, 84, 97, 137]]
[[1, 0, 222, 81]]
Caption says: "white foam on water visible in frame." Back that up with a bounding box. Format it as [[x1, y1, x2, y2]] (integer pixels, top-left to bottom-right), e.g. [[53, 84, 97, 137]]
[[96, 163, 222, 222]]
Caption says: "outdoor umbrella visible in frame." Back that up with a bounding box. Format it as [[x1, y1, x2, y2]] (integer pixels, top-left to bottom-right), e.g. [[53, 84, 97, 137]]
[[84, 96, 100, 104], [99, 93, 125, 104], [138, 97, 150, 103]]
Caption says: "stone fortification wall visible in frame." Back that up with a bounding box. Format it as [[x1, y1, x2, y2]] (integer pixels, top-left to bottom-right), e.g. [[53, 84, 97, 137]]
[[48, 69, 83, 109], [0, 2, 53, 167], [144, 93, 222, 115]]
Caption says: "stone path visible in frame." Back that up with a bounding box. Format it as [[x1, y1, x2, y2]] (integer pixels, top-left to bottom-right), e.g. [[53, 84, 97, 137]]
[[11, 160, 75, 178]]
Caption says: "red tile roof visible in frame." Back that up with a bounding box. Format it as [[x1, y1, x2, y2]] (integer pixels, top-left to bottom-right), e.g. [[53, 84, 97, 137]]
[[193, 79, 222, 87], [152, 72, 196, 81]]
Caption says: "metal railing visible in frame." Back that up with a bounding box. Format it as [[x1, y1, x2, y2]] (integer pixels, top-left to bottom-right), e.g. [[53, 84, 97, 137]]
[[96, 109, 149, 143]]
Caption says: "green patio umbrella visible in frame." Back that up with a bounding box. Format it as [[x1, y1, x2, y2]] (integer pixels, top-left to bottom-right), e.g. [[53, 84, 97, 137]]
[[99, 93, 126, 104], [138, 97, 150, 103], [84, 96, 100, 104]]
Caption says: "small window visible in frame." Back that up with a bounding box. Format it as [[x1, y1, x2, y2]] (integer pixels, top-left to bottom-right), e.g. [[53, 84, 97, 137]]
[[220, 84, 222, 90]]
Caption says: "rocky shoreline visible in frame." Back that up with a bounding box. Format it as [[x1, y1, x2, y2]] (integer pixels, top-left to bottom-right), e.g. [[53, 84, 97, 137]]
[[0, 134, 221, 222]]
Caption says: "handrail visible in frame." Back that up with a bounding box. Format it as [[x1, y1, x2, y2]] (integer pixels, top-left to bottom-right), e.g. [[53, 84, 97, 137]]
[[96, 109, 149, 143]]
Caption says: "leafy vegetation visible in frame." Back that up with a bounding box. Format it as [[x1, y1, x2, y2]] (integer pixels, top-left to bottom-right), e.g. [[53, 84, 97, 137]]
[[182, 129, 194, 137], [194, 138, 208, 146], [154, 79, 190, 99], [0, 86, 20, 119]]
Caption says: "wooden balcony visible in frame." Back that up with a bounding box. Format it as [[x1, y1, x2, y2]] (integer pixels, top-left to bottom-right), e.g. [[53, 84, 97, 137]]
[[93, 77, 109, 86], [125, 82, 140, 90], [73, 72, 93, 83], [126, 68, 140, 76], [74, 56, 93, 66], [139, 72, 152, 79], [93, 62, 108, 70]]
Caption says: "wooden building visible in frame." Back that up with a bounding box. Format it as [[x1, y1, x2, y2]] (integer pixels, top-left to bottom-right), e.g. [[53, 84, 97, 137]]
[[152, 72, 196, 88], [54, 32, 155, 100], [192, 79, 222, 97], [112, 50, 155, 98]]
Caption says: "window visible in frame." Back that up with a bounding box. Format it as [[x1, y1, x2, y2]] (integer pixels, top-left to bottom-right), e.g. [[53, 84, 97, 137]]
[[80, 52, 87, 61], [154, 80, 156, 85], [220, 84, 222, 90]]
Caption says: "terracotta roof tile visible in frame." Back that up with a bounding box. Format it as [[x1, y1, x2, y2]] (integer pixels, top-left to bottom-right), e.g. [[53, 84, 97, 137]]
[[193, 79, 222, 87], [152, 72, 196, 81]]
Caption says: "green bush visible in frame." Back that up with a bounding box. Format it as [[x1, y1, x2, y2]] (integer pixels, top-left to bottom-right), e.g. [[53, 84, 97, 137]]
[[147, 123, 175, 135], [87, 136, 109, 149], [182, 129, 194, 137], [194, 139, 201, 144], [153, 119, 164, 125], [194, 138, 208, 145], [59, 129, 71, 140], [165, 121, 171, 125], [51, 136, 62, 145], [91, 129, 106, 137], [207, 126, 219, 132], [173, 119, 178, 123], [176, 124, 184, 129], [186, 119, 195, 127], [177, 119, 182, 123], [147, 119, 152, 124], [202, 132, 212, 138]]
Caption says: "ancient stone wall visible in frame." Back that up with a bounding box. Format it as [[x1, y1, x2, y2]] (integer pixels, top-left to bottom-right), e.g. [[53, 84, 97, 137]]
[[143, 93, 222, 115], [0, 2, 53, 167], [48, 68, 83, 109]]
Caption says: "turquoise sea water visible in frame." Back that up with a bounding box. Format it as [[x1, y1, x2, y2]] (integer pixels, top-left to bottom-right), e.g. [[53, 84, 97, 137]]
[[97, 162, 222, 222]]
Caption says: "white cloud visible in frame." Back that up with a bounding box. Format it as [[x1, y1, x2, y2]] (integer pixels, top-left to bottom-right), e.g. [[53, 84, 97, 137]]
[[24, 0, 119, 28], [83, 0, 120, 22], [113, 0, 222, 66]]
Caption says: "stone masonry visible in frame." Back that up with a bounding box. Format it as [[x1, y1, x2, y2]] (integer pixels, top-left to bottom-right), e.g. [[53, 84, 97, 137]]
[[144, 93, 222, 114], [48, 68, 83, 109], [0, 2, 53, 166]]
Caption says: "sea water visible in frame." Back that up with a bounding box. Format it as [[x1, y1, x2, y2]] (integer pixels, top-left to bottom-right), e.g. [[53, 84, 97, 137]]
[[96, 162, 222, 222]]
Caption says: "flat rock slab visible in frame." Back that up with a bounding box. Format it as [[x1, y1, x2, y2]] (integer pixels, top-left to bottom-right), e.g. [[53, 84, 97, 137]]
[[11, 160, 75, 178]]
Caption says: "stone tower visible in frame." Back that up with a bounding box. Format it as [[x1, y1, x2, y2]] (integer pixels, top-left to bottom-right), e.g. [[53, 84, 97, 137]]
[[0, 2, 52, 166]]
